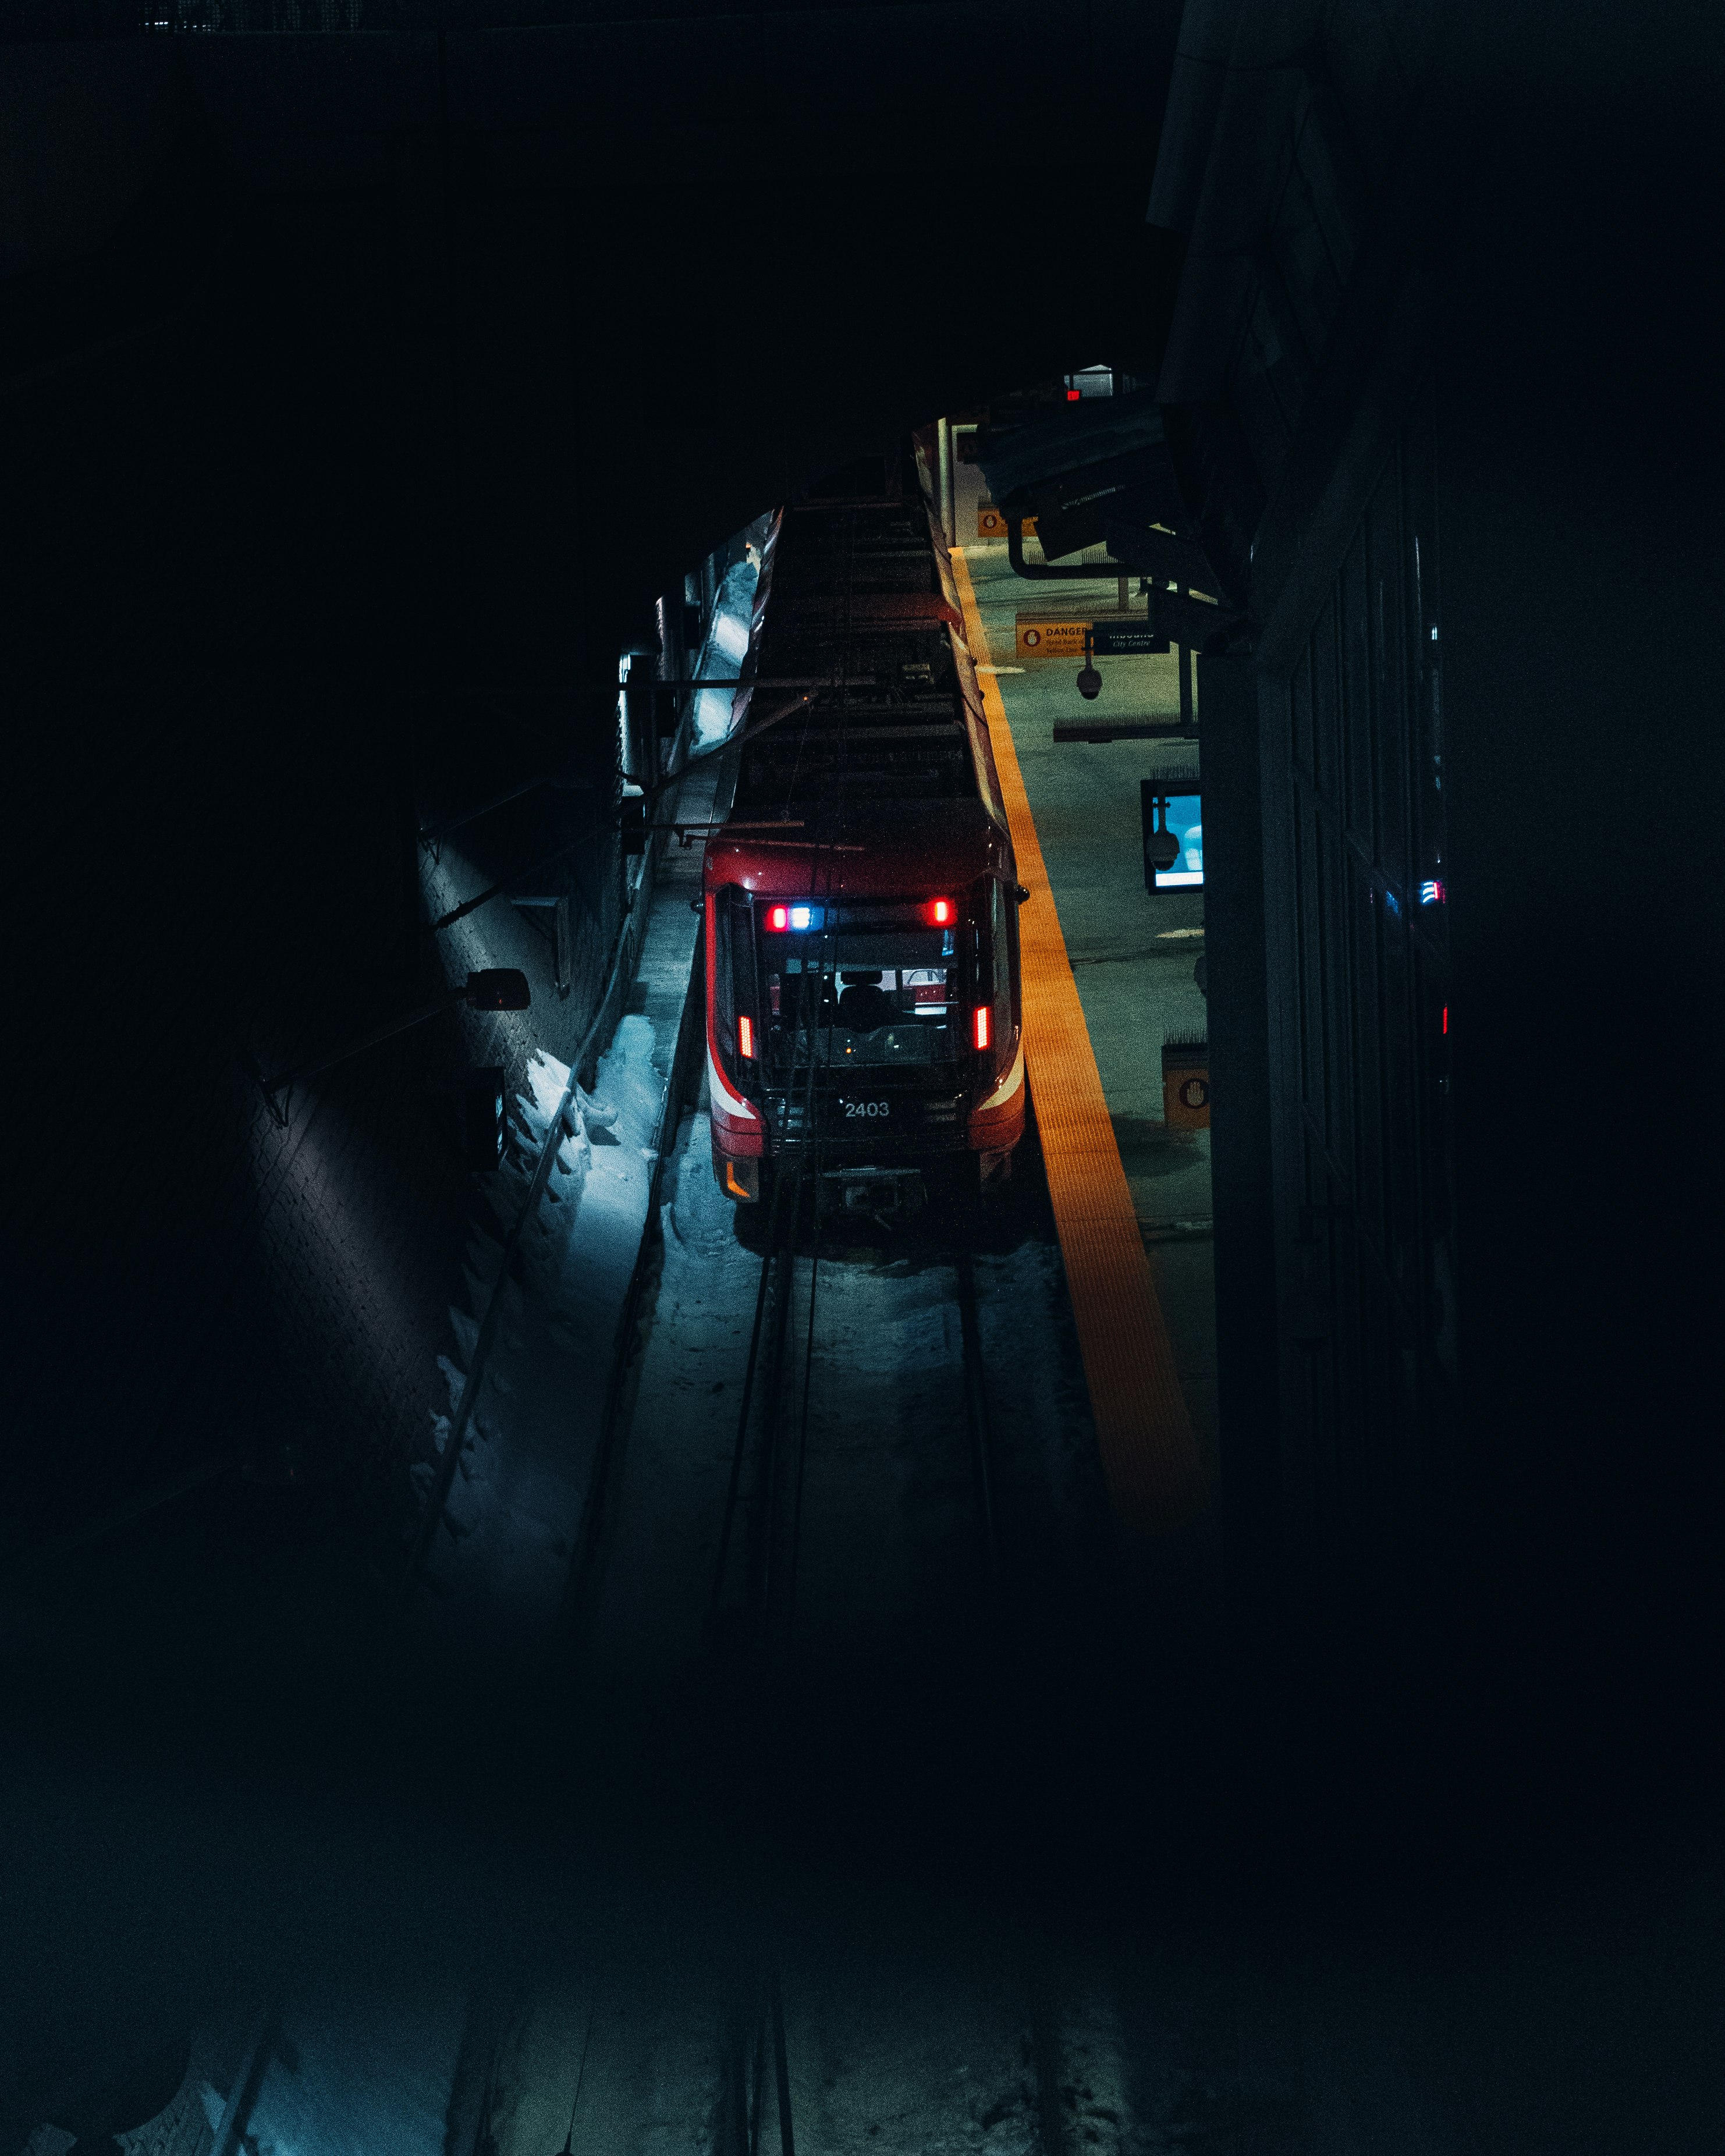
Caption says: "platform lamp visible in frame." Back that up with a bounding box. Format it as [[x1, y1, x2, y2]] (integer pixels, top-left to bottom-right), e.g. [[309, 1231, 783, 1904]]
[[257, 969, 531, 1126], [1076, 626, 1103, 702], [1143, 798, 1181, 880]]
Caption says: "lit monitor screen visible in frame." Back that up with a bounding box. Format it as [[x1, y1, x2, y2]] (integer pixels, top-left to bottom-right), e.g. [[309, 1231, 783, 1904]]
[[1151, 791, 1204, 890]]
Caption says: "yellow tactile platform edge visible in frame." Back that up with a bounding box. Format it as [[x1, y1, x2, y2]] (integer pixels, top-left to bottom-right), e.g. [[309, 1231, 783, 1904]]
[[951, 547, 1208, 1541]]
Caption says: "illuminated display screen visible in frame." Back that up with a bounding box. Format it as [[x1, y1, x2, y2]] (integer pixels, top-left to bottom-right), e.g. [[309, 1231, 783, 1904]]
[[1149, 791, 1204, 890]]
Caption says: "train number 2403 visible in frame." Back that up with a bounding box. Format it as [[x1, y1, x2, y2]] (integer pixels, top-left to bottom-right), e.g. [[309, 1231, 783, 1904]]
[[843, 1100, 890, 1119]]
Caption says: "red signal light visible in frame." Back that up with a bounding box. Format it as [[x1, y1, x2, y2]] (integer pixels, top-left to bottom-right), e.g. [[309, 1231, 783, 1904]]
[[973, 1006, 990, 1052], [1066, 388, 1081, 402], [928, 897, 954, 925], [738, 1014, 755, 1059], [768, 905, 788, 931]]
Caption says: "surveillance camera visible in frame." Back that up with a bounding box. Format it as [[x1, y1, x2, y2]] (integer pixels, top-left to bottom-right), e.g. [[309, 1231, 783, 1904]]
[[1076, 664, 1103, 701]]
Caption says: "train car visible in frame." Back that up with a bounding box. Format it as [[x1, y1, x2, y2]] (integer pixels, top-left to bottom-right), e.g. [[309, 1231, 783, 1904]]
[[703, 474, 1025, 1218]]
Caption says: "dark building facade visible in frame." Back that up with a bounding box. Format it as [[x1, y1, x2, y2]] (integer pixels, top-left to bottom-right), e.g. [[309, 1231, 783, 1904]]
[[1151, 1, 1725, 1813]]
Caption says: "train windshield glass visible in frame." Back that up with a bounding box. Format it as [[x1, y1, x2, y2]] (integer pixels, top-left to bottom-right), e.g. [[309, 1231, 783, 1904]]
[[762, 927, 959, 1070]]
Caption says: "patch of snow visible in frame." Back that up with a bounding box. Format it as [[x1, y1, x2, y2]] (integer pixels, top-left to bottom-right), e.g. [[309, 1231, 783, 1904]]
[[525, 1052, 571, 1125], [239, 1991, 467, 2156]]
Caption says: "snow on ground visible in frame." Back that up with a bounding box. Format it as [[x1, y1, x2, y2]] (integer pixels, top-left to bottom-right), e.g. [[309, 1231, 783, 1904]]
[[413, 1015, 669, 1654], [240, 1990, 468, 2156], [582, 1109, 762, 1688], [101, 1994, 469, 2156], [782, 1244, 982, 1675], [593, 1115, 1117, 1694], [558, 1114, 1198, 2156]]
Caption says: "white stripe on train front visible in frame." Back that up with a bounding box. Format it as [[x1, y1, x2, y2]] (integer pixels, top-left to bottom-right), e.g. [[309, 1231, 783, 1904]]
[[974, 1036, 1025, 1114], [707, 1042, 761, 1122]]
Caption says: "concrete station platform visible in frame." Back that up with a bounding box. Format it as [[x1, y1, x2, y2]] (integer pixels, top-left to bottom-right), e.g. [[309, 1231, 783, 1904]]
[[950, 454, 1218, 1477]]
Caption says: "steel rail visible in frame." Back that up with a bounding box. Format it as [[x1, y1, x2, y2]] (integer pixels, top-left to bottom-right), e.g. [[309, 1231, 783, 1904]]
[[948, 1195, 1069, 2154], [719, 1972, 797, 2156], [957, 1239, 1070, 2156], [953, 1246, 1003, 1594], [704, 1162, 800, 1641]]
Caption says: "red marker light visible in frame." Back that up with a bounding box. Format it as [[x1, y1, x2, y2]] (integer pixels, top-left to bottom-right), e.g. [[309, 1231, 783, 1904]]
[[768, 905, 788, 931], [738, 1014, 755, 1059], [1066, 388, 1081, 402], [1442, 1005, 1449, 1036], [973, 1006, 990, 1052], [928, 897, 954, 925]]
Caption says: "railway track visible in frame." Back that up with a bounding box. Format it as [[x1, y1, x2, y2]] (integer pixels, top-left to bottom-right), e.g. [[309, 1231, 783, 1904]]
[[494, 481, 1095, 2150], [692, 1141, 1075, 2155]]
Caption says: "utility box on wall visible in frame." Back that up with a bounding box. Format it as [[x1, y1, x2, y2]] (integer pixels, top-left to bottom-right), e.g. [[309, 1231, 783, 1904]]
[[1162, 1036, 1210, 1129]]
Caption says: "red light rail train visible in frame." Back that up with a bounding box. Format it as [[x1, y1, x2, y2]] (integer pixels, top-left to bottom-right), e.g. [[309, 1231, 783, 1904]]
[[703, 466, 1025, 1219]]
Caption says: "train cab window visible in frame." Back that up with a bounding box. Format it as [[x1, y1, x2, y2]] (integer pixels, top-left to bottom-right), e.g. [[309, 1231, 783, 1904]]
[[761, 922, 961, 1069], [713, 889, 760, 1076], [986, 879, 1016, 1054]]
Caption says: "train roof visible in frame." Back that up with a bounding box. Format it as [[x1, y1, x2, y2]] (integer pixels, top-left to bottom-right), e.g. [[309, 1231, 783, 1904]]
[[700, 489, 1016, 900], [705, 795, 1009, 899]]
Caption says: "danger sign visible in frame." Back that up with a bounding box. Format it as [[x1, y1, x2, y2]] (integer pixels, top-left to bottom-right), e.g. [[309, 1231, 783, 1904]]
[[1014, 615, 1091, 661]]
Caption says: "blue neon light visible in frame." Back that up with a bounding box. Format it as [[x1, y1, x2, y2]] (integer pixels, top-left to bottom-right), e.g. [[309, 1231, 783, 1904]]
[[1419, 879, 1446, 906]]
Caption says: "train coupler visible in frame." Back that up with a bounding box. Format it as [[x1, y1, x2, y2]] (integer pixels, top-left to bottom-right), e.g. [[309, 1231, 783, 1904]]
[[819, 1164, 926, 1223]]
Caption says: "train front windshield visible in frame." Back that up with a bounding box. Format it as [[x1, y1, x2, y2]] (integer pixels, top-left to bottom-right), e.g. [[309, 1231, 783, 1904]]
[[713, 896, 966, 1072], [766, 926, 959, 1069]]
